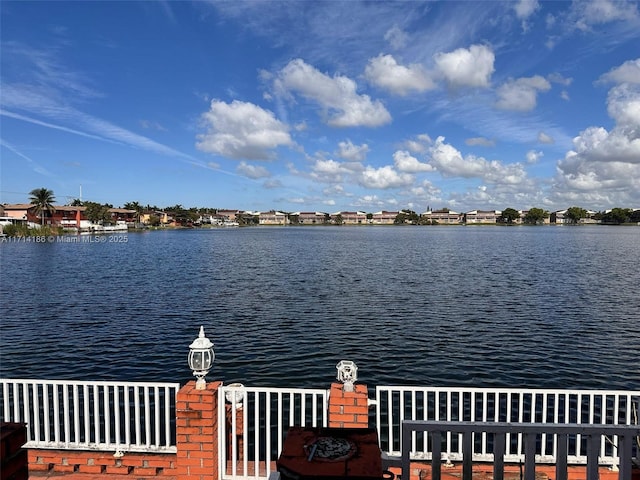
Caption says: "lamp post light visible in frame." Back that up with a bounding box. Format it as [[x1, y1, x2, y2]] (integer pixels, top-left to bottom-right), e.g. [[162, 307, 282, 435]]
[[188, 326, 214, 390], [336, 360, 358, 392]]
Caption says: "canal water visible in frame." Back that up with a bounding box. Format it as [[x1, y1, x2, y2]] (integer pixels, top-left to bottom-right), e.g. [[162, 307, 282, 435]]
[[1, 226, 638, 390]]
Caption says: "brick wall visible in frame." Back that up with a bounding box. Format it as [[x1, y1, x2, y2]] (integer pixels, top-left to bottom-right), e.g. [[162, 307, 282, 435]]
[[328, 382, 369, 428], [175, 380, 221, 480], [27, 449, 176, 476]]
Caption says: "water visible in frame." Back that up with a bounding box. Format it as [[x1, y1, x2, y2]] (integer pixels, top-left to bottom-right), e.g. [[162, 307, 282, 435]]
[[1, 226, 639, 390]]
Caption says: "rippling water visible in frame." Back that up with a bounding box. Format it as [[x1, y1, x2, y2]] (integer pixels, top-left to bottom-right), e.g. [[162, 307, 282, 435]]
[[1, 226, 638, 390]]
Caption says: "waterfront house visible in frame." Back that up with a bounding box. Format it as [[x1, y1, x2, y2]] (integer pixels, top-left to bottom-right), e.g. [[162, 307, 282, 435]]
[[216, 209, 242, 222], [293, 211, 327, 224], [551, 209, 568, 224], [108, 208, 136, 225], [140, 211, 173, 225], [422, 209, 462, 224], [332, 211, 367, 224], [259, 210, 289, 225], [464, 210, 501, 224], [371, 211, 398, 224], [1, 203, 39, 225]]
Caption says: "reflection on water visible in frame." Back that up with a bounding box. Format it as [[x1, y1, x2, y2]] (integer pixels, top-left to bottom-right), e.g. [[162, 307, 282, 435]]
[[1, 226, 638, 389]]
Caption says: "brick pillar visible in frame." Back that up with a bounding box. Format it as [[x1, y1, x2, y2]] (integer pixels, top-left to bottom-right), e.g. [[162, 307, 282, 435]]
[[328, 383, 370, 428], [176, 380, 221, 480]]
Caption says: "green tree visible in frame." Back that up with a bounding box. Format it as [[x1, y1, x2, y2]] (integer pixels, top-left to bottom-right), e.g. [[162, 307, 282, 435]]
[[84, 201, 112, 224], [29, 187, 56, 225], [499, 208, 520, 224], [124, 201, 143, 222], [631, 210, 640, 223], [565, 206, 588, 224], [334, 214, 343, 225], [601, 208, 632, 225], [147, 215, 161, 227], [69, 198, 84, 206], [523, 208, 549, 225], [393, 210, 419, 225]]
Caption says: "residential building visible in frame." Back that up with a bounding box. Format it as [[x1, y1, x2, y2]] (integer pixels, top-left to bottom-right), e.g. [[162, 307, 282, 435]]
[[217, 209, 241, 221], [332, 211, 367, 225], [421, 209, 462, 224], [371, 211, 398, 224], [259, 211, 289, 225], [464, 210, 501, 224], [293, 212, 327, 224]]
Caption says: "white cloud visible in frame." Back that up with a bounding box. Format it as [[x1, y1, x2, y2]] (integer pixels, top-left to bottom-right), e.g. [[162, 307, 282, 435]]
[[606, 83, 640, 126], [553, 58, 640, 206], [359, 165, 414, 189], [427, 136, 527, 185], [561, 90, 570, 101], [495, 75, 551, 111], [310, 158, 350, 183], [465, 137, 495, 147], [572, 0, 639, 31], [263, 178, 282, 189], [514, 0, 539, 31], [337, 140, 369, 162], [237, 161, 271, 179], [139, 120, 167, 131], [599, 58, 640, 85], [548, 72, 573, 86], [402, 134, 433, 154], [274, 59, 391, 127], [384, 25, 409, 50], [568, 126, 640, 164], [364, 54, 435, 95], [434, 44, 495, 89], [197, 100, 293, 160], [526, 150, 543, 164], [514, 0, 539, 19], [393, 150, 435, 173], [538, 131, 555, 144]]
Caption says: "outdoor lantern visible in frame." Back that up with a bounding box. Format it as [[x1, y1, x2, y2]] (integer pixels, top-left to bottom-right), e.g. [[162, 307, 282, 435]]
[[336, 360, 358, 392], [188, 326, 214, 390]]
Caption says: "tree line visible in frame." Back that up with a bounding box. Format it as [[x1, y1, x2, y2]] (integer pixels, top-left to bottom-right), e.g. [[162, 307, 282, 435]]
[[13, 188, 640, 228]]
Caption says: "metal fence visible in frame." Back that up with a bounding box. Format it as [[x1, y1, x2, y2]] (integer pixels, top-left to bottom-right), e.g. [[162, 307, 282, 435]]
[[400, 421, 640, 480], [0, 378, 180, 453], [3, 378, 639, 480], [375, 386, 640, 466], [218, 384, 328, 480]]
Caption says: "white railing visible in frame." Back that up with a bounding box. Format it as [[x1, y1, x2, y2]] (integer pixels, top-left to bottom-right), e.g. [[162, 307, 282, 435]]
[[0, 379, 180, 453], [218, 385, 328, 480], [400, 421, 640, 480], [376, 386, 640, 466]]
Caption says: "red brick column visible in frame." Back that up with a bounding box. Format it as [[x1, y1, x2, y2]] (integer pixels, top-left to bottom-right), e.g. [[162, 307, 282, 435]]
[[176, 380, 221, 480], [328, 382, 369, 428]]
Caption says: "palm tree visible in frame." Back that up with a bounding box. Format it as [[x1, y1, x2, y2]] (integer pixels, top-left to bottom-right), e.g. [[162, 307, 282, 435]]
[[29, 188, 56, 226], [124, 201, 143, 223]]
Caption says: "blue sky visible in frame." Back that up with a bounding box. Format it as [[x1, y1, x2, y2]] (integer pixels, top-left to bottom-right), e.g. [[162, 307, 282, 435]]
[[1, 1, 639, 213]]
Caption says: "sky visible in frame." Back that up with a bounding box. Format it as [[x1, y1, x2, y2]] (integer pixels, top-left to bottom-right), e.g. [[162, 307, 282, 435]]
[[1, 1, 639, 213]]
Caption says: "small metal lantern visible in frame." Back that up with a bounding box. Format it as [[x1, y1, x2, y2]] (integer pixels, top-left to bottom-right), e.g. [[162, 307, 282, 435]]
[[336, 360, 358, 392], [188, 326, 214, 390]]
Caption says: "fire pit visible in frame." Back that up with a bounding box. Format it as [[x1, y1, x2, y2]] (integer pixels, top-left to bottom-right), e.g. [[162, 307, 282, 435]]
[[277, 427, 391, 480]]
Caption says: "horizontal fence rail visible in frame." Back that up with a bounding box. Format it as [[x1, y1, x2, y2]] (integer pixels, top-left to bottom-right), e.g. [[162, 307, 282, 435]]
[[0, 378, 180, 453], [401, 421, 640, 480], [219, 385, 328, 480], [376, 386, 640, 466]]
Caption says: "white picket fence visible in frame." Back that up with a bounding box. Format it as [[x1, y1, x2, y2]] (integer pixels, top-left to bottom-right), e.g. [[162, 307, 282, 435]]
[[0, 378, 180, 453], [2, 379, 638, 480], [375, 386, 640, 466]]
